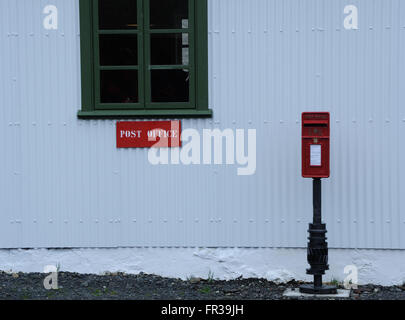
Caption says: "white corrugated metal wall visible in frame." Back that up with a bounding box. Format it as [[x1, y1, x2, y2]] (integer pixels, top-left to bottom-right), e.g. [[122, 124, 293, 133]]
[[0, 0, 404, 249]]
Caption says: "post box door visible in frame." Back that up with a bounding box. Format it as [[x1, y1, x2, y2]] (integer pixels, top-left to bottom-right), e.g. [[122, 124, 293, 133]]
[[302, 139, 330, 178]]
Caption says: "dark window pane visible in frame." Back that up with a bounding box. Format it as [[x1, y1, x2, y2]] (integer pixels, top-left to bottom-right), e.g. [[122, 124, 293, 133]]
[[151, 69, 189, 102], [151, 33, 189, 65], [101, 70, 138, 103], [150, 0, 188, 29], [99, 0, 137, 30], [99, 35, 138, 66]]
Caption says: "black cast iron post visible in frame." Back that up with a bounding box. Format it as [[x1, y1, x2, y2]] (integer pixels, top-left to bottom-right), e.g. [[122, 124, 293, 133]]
[[299, 178, 337, 294]]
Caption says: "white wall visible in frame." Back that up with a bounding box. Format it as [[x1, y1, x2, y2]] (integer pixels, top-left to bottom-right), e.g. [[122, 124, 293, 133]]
[[1, 248, 404, 286], [0, 0, 404, 249]]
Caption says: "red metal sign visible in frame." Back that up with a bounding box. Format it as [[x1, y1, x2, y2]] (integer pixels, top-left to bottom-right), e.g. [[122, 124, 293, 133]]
[[117, 121, 181, 148]]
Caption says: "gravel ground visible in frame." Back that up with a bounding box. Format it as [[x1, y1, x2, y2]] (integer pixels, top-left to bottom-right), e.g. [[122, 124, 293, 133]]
[[0, 272, 404, 300]]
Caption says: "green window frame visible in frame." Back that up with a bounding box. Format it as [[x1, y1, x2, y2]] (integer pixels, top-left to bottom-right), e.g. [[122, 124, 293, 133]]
[[78, 0, 211, 119]]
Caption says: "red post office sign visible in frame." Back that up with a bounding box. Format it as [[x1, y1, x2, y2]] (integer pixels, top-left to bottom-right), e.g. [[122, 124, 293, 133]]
[[117, 121, 181, 148]]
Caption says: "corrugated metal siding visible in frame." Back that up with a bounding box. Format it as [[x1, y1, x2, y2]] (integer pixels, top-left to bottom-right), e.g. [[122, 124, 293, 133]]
[[0, 0, 404, 249]]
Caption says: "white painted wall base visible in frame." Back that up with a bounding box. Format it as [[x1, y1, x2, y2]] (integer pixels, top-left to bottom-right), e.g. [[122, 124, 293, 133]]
[[0, 248, 404, 286]]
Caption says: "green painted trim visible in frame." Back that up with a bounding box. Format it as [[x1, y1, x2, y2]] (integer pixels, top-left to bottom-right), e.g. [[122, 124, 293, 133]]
[[98, 30, 140, 34], [79, 0, 94, 112], [195, 0, 209, 111], [149, 29, 189, 34], [79, 0, 211, 118], [149, 65, 189, 70], [99, 66, 139, 70], [78, 109, 212, 119], [138, 0, 145, 108]]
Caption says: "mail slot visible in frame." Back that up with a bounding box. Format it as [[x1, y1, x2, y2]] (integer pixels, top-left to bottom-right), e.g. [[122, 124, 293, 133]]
[[302, 112, 330, 178]]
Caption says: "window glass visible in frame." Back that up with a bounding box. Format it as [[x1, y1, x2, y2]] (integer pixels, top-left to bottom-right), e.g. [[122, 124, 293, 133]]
[[99, 35, 138, 66], [99, 0, 138, 30], [101, 70, 139, 103], [150, 0, 188, 29], [151, 69, 189, 102], [151, 33, 189, 65]]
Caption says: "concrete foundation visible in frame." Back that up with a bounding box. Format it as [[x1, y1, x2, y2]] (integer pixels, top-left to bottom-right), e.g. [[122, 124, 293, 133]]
[[283, 288, 351, 299], [0, 248, 404, 286]]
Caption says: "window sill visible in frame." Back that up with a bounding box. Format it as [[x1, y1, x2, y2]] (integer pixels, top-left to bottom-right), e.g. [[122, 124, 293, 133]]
[[78, 109, 213, 119]]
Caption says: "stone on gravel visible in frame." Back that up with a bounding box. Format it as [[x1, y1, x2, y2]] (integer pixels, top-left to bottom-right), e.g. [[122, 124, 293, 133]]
[[189, 277, 202, 284]]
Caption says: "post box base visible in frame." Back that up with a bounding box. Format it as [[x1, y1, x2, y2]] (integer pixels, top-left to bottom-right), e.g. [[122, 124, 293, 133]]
[[299, 284, 337, 295]]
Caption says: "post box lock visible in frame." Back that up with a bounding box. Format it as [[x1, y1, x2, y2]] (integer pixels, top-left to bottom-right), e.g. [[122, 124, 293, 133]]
[[302, 112, 330, 178]]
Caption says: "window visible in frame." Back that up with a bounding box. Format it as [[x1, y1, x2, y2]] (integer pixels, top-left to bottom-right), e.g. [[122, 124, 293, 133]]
[[78, 0, 211, 118]]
